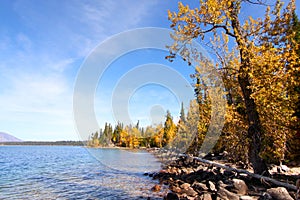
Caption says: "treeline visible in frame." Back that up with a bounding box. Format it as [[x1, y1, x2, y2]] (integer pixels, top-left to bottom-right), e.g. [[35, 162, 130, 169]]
[[88, 103, 185, 149], [0, 141, 85, 146]]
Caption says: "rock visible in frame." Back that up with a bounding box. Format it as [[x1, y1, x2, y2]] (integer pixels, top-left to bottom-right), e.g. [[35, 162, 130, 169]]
[[266, 187, 294, 200], [208, 181, 217, 192], [180, 182, 191, 190], [258, 192, 272, 200], [177, 168, 182, 174], [193, 182, 209, 191], [280, 165, 289, 172], [183, 187, 198, 197], [217, 180, 227, 188], [159, 169, 168, 173], [143, 172, 149, 176], [151, 184, 161, 192], [232, 178, 248, 195], [169, 167, 177, 174], [164, 192, 179, 200], [240, 195, 259, 200], [187, 168, 194, 174], [170, 185, 181, 193], [217, 187, 239, 200], [199, 193, 213, 200], [182, 168, 188, 174]]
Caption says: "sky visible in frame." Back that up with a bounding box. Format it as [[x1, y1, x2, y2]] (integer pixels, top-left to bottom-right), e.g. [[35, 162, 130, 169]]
[[0, 0, 299, 141]]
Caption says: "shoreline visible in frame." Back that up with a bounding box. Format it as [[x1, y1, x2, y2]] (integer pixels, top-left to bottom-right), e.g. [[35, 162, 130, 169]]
[[146, 153, 299, 200], [4, 144, 298, 199], [0, 141, 85, 146]]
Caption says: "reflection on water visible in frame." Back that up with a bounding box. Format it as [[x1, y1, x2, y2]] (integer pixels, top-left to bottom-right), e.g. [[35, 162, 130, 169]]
[[0, 146, 166, 199]]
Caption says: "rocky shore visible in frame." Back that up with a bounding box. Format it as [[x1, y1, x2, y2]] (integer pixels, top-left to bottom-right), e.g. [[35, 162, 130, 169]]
[[146, 155, 299, 200]]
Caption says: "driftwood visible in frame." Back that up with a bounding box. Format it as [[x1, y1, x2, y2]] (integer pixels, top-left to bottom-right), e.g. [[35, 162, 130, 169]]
[[190, 156, 297, 191]]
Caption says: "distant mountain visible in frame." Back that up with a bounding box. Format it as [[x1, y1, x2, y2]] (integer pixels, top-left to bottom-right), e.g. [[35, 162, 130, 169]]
[[0, 132, 22, 142]]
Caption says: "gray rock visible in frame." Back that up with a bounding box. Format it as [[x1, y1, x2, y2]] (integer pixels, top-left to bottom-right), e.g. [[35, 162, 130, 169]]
[[217, 187, 239, 200], [232, 178, 248, 195], [266, 187, 294, 200]]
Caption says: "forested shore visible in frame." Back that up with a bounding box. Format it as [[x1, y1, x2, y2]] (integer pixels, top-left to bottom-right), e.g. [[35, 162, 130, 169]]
[[0, 141, 85, 146]]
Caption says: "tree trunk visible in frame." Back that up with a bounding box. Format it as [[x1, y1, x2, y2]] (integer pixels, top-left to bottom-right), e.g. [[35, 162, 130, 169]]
[[229, 3, 268, 175], [238, 74, 268, 175]]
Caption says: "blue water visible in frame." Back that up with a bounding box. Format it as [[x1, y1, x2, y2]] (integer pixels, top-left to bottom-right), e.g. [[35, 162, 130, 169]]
[[0, 146, 166, 200]]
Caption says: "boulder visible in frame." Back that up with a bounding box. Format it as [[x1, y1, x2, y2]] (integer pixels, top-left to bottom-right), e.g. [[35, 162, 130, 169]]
[[232, 178, 248, 195], [183, 187, 198, 197], [266, 187, 294, 200], [170, 185, 181, 193], [180, 182, 191, 190], [193, 182, 209, 191], [217, 187, 239, 200], [164, 192, 179, 200]]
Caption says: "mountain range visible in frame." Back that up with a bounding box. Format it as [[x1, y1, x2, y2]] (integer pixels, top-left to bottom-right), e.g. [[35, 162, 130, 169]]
[[0, 132, 22, 142]]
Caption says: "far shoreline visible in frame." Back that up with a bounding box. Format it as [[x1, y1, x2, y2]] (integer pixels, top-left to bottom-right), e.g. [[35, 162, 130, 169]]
[[0, 141, 85, 146]]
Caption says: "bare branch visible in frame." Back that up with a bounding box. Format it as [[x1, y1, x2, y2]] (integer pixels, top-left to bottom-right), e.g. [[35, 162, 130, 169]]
[[242, 0, 273, 6], [199, 25, 237, 38]]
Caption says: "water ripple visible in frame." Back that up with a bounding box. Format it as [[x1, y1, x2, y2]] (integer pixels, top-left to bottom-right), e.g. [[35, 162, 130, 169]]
[[0, 146, 166, 200]]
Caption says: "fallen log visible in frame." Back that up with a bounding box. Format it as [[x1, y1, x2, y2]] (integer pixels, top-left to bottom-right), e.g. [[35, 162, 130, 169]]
[[190, 156, 297, 191]]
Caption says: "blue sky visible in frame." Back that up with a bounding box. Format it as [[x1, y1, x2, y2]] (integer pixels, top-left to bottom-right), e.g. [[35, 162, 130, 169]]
[[0, 0, 299, 141]]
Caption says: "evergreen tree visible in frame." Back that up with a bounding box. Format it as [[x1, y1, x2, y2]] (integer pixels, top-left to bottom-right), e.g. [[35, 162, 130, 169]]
[[179, 102, 186, 123]]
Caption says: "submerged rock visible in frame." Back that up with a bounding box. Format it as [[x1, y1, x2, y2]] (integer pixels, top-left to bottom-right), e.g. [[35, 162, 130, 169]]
[[151, 184, 161, 192]]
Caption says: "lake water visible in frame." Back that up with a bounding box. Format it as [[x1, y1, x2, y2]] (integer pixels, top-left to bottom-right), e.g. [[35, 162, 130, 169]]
[[0, 146, 167, 200]]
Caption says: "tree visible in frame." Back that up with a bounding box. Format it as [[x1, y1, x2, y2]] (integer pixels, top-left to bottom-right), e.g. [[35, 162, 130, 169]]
[[163, 111, 177, 146], [167, 0, 298, 174], [179, 102, 186, 123], [112, 122, 123, 144], [286, 11, 300, 161]]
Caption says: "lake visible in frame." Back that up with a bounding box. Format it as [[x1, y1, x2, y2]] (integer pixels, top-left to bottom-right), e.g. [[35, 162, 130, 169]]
[[0, 146, 166, 199]]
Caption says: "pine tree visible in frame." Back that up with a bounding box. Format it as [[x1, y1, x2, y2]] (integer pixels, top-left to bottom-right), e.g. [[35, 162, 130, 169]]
[[179, 102, 186, 123]]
